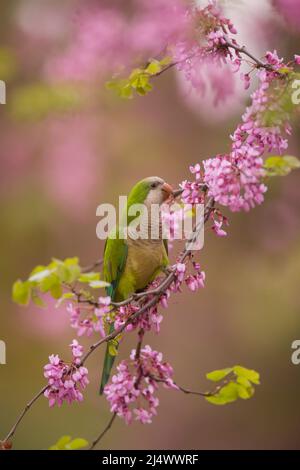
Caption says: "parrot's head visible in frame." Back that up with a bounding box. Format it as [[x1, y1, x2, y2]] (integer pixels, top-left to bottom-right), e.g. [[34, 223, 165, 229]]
[[138, 176, 174, 206]]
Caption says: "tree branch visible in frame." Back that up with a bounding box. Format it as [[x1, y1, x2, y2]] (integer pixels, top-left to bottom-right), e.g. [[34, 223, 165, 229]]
[[81, 259, 103, 274], [151, 39, 274, 83], [2, 386, 48, 445], [88, 413, 117, 450], [224, 38, 272, 70]]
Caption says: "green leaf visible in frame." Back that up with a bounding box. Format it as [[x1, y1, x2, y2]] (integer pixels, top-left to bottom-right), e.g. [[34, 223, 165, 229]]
[[31, 291, 46, 308], [237, 383, 254, 400], [120, 84, 133, 99], [205, 395, 228, 405], [283, 155, 300, 169], [264, 155, 300, 176], [159, 56, 172, 67], [40, 274, 59, 293], [206, 383, 239, 405], [79, 272, 100, 283], [50, 282, 63, 300], [236, 376, 252, 388], [89, 280, 110, 289], [205, 365, 260, 406], [49, 436, 88, 450], [12, 280, 31, 305], [146, 60, 161, 75], [65, 438, 89, 450], [278, 67, 291, 75], [206, 368, 233, 382], [28, 265, 51, 281], [64, 257, 79, 266], [233, 366, 260, 385], [49, 435, 72, 450]]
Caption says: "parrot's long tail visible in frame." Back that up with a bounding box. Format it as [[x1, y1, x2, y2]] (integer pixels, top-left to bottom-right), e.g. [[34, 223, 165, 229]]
[[99, 324, 118, 394]]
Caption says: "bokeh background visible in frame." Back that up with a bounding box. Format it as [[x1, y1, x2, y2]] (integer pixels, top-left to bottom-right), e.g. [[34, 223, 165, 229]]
[[1, 0, 300, 450]]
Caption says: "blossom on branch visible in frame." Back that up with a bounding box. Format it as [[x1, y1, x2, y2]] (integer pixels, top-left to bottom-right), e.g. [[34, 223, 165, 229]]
[[104, 345, 176, 424], [43, 340, 89, 407]]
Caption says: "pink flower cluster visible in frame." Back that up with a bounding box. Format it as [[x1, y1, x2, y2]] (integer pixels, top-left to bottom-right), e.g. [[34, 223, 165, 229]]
[[179, 48, 292, 212], [67, 296, 111, 338], [180, 179, 205, 205], [43, 340, 89, 407], [114, 288, 164, 334], [203, 51, 290, 212], [104, 345, 177, 424], [173, 262, 206, 293]]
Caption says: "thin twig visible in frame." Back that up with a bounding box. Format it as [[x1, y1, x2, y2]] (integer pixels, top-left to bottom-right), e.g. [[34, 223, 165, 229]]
[[134, 330, 145, 389], [3, 386, 48, 444], [135, 330, 145, 361], [89, 413, 117, 450], [224, 38, 271, 70], [81, 259, 103, 274], [150, 375, 222, 398], [151, 39, 275, 84]]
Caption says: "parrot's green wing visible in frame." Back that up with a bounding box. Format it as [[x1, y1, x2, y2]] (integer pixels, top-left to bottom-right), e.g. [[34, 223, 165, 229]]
[[99, 232, 128, 394], [163, 238, 169, 257]]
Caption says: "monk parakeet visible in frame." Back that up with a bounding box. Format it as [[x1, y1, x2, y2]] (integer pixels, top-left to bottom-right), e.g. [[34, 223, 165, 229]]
[[99, 176, 174, 394]]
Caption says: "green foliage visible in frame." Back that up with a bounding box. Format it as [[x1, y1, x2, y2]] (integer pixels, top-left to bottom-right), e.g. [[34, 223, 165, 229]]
[[205, 365, 260, 405], [12, 257, 109, 308], [264, 155, 300, 177], [12, 280, 31, 306], [106, 57, 172, 99], [78, 272, 101, 283], [206, 368, 233, 382], [89, 280, 110, 289], [10, 83, 83, 121], [49, 436, 88, 450]]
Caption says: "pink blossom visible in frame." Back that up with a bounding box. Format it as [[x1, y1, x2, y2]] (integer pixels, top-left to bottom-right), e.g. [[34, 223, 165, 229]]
[[265, 50, 284, 70], [185, 268, 206, 292], [44, 341, 89, 407], [212, 220, 227, 237], [104, 346, 176, 424], [294, 55, 300, 65], [240, 73, 251, 90], [175, 263, 186, 282], [114, 298, 163, 334], [189, 163, 201, 180], [67, 303, 99, 337], [180, 180, 205, 205], [202, 55, 291, 212], [70, 339, 83, 365], [99, 296, 111, 306]]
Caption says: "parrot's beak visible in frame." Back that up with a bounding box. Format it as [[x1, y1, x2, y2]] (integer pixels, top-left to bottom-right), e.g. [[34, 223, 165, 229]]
[[162, 182, 174, 200], [172, 188, 184, 198]]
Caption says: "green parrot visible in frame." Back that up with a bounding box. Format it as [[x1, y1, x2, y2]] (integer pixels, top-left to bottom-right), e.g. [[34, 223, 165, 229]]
[[99, 176, 175, 394]]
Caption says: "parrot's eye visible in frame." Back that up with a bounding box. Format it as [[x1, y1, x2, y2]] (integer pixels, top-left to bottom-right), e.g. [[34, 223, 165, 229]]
[[150, 181, 159, 189]]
